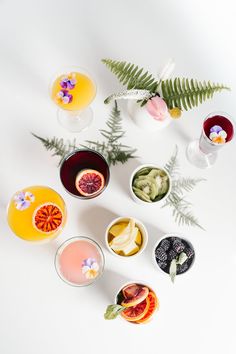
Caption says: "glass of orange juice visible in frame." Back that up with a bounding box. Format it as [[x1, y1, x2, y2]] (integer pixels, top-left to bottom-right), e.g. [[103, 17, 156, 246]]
[[50, 67, 96, 132], [7, 186, 66, 242]]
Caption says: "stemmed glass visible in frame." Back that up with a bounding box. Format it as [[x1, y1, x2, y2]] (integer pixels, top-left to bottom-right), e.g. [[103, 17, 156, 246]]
[[186, 112, 234, 169], [50, 67, 96, 132]]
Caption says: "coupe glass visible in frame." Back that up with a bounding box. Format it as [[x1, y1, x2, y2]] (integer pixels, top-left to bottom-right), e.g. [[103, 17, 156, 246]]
[[7, 185, 66, 242], [50, 67, 96, 132], [186, 112, 234, 169]]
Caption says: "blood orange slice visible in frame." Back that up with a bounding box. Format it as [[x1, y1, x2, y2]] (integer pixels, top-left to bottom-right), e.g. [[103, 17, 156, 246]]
[[136, 292, 159, 324], [33, 203, 63, 233], [75, 169, 105, 197], [121, 296, 150, 322], [121, 286, 149, 307]]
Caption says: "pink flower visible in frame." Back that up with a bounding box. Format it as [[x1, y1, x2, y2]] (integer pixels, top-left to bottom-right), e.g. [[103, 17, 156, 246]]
[[146, 96, 168, 121]]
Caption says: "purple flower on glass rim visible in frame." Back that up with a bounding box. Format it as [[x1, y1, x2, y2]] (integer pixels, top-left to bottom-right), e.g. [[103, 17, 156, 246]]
[[14, 191, 35, 210], [81, 258, 99, 279], [60, 74, 77, 90], [57, 90, 73, 104]]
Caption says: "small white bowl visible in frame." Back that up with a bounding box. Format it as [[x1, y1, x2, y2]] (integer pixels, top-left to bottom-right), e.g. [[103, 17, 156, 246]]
[[114, 281, 159, 325], [129, 164, 172, 205], [105, 216, 148, 259], [152, 233, 195, 277]]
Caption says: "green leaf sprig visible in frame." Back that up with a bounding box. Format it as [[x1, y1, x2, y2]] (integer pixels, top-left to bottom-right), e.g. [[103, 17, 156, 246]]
[[104, 304, 125, 320], [170, 252, 188, 283]]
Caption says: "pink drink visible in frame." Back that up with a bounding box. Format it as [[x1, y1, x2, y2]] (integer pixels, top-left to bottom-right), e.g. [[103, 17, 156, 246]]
[[55, 237, 104, 286]]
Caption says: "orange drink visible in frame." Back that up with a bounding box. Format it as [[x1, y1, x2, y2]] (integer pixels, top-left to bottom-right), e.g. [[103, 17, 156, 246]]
[[7, 186, 66, 242]]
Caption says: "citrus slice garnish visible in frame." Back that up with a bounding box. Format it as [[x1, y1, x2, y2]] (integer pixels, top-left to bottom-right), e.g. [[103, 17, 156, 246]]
[[136, 292, 159, 324], [75, 169, 105, 197], [33, 203, 63, 233], [121, 296, 150, 322]]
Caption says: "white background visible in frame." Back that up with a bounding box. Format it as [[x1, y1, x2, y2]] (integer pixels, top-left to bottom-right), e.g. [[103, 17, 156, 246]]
[[0, 1, 236, 353]]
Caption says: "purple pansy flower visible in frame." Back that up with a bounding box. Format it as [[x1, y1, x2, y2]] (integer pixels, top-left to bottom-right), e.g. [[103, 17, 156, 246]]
[[60, 74, 77, 90], [81, 258, 99, 279], [14, 191, 35, 210], [209, 125, 227, 143], [57, 89, 73, 104], [210, 125, 223, 134]]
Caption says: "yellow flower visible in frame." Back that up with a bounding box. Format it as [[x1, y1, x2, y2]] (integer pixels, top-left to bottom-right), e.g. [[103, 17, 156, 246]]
[[169, 107, 182, 119]]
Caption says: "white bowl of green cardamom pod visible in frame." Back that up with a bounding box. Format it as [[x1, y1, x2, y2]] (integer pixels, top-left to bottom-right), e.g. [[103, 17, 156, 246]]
[[129, 164, 172, 205]]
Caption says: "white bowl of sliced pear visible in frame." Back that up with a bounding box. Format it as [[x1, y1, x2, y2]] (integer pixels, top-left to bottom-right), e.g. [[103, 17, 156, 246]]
[[105, 217, 148, 258]]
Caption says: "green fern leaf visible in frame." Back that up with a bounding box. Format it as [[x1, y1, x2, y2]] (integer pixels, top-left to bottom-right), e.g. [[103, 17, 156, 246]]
[[162, 78, 230, 110], [172, 178, 206, 194], [164, 145, 179, 177], [32, 133, 77, 166], [102, 59, 159, 92]]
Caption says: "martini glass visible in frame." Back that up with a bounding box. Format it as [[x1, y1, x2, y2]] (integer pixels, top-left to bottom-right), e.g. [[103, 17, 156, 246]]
[[7, 186, 66, 242], [186, 112, 234, 169], [50, 67, 96, 132]]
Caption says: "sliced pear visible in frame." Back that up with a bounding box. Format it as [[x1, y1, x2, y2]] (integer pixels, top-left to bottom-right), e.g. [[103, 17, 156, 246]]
[[135, 230, 142, 246], [110, 219, 139, 254], [109, 222, 127, 237]]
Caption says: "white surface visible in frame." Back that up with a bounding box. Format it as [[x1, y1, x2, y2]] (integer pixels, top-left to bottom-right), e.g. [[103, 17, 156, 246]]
[[0, 1, 236, 353]]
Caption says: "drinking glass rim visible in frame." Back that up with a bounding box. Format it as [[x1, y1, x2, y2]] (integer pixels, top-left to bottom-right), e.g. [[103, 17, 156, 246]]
[[6, 185, 67, 243], [59, 148, 110, 200], [54, 236, 105, 287], [202, 111, 235, 145], [49, 65, 97, 111]]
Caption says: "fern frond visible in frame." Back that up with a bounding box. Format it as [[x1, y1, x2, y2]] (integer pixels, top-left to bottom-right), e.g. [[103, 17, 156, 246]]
[[162, 78, 230, 110], [77, 101, 137, 166], [102, 59, 159, 92], [163, 193, 204, 229], [172, 178, 206, 195], [172, 202, 204, 229], [164, 145, 179, 177], [32, 133, 77, 166]]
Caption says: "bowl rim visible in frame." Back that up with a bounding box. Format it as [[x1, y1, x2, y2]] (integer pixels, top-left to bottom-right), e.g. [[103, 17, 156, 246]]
[[105, 216, 148, 259], [114, 280, 159, 325], [129, 163, 172, 205], [152, 233, 196, 276]]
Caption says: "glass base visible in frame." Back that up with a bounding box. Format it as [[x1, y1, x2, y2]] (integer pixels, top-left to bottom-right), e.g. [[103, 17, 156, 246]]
[[57, 106, 93, 133], [186, 140, 217, 169]]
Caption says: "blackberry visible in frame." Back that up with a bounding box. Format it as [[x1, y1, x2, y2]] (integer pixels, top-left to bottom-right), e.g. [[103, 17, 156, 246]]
[[157, 260, 167, 270], [168, 249, 177, 261], [155, 247, 167, 261], [172, 239, 185, 253], [160, 239, 170, 251], [184, 247, 195, 259], [177, 262, 189, 274]]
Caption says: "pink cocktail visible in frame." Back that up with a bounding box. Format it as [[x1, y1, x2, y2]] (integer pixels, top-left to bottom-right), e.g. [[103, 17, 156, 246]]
[[55, 237, 105, 286]]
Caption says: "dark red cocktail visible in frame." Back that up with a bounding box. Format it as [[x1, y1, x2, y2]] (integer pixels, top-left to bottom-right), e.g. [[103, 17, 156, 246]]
[[60, 149, 110, 199]]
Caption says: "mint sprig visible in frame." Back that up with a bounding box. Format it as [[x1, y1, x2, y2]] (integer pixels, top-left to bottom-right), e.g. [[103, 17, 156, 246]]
[[104, 304, 125, 320], [169, 251, 188, 283]]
